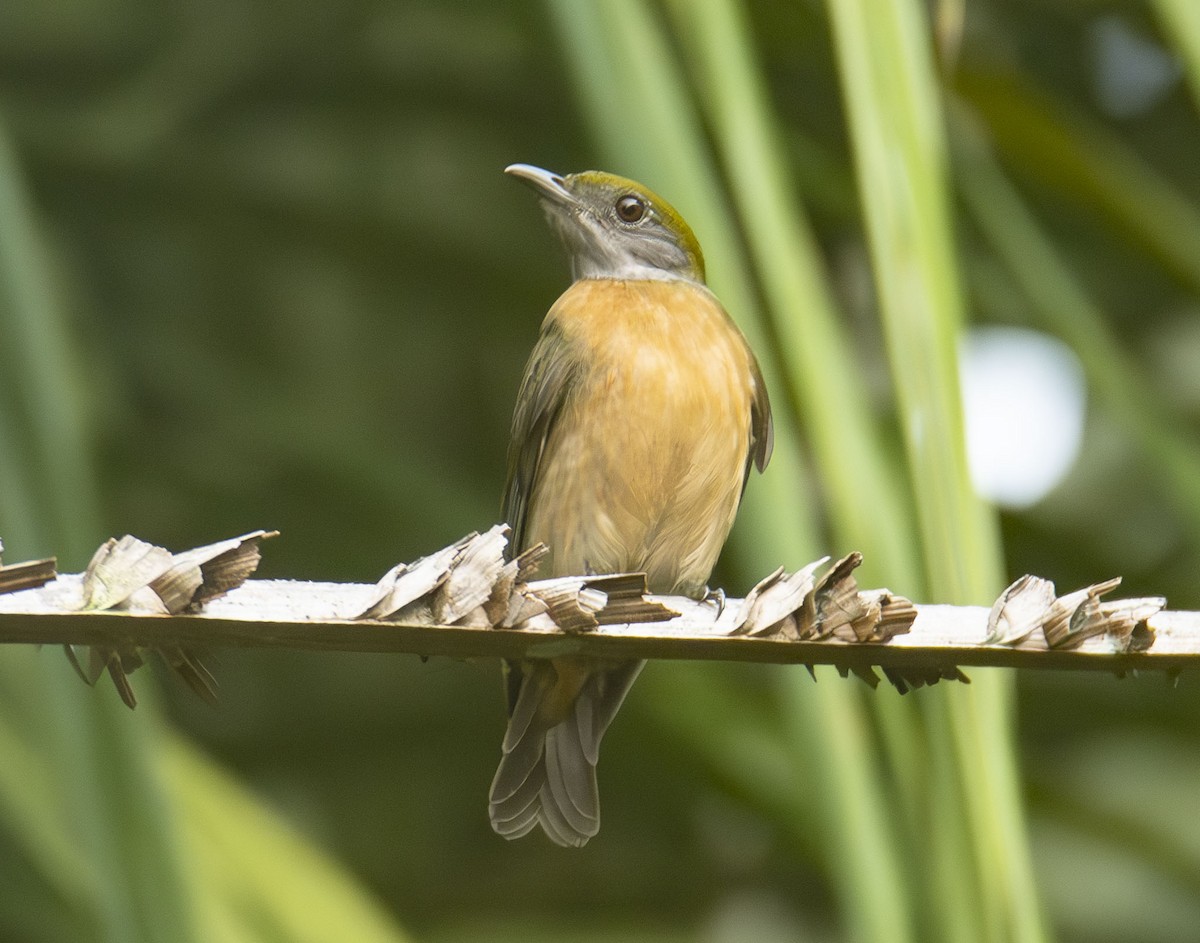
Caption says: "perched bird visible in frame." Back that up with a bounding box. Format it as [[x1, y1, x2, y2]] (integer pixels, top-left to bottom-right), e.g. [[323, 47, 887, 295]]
[[491, 164, 773, 846]]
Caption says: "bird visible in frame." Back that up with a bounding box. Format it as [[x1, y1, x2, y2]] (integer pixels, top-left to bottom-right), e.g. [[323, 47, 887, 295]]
[[491, 164, 773, 847]]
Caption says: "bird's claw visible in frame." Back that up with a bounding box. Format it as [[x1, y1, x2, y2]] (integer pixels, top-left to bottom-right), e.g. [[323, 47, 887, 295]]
[[703, 586, 726, 619]]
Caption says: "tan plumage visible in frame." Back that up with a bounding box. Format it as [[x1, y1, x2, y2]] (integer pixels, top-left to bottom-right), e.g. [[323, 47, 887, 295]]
[[491, 166, 771, 846]]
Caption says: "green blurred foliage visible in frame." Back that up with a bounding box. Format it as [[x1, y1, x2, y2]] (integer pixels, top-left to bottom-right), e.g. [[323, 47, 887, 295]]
[[1, 1, 1200, 942]]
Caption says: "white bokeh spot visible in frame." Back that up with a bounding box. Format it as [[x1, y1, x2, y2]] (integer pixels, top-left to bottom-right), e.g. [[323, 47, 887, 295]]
[[960, 327, 1087, 509]]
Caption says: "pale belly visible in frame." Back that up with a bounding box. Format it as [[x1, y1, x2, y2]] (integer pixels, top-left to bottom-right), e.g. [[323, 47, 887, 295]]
[[523, 282, 753, 597]]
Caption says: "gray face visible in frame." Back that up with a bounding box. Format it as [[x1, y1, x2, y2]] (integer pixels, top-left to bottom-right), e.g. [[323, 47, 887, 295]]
[[542, 191, 695, 281], [506, 164, 706, 283]]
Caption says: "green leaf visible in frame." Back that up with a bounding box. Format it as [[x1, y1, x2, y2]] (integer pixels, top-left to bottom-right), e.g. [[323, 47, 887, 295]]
[[1154, 0, 1200, 113], [824, 2, 1046, 941], [164, 737, 410, 943]]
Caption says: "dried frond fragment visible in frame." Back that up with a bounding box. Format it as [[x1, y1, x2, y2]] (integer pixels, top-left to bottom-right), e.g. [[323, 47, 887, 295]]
[[986, 575, 1056, 645], [0, 545, 57, 596]]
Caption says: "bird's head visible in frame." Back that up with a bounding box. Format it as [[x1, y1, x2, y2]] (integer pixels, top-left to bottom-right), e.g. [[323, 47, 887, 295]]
[[506, 164, 705, 284]]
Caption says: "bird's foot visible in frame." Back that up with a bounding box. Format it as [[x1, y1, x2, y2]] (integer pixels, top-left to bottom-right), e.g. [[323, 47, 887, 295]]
[[702, 586, 726, 619]]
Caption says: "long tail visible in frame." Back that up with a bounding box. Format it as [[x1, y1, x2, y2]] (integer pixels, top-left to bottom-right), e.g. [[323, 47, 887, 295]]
[[489, 660, 643, 847]]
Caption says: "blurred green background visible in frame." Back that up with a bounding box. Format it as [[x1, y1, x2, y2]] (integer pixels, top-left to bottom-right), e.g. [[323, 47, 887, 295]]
[[2, 1, 1200, 941]]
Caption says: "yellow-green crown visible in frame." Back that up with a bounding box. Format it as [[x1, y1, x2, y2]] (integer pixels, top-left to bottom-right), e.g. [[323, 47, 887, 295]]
[[564, 171, 705, 281]]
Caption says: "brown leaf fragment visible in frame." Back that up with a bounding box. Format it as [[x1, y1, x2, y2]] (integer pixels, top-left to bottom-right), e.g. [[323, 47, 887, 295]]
[[81, 535, 174, 611], [882, 666, 911, 694], [900, 672, 928, 692], [813, 553, 871, 640], [64, 644, 105, 686], [1093, 597, 1165, 653], [159, 646, 219, 706], [523, 577, 606, 631], [501, 586, 549, 628], [148, 563, 204, 614], [452, 606, 495, 627], [356, 533, 474, 621], [64, 640, 147, 707], [761, 614, 801, 642], [887, 668, 930, 693], [106, 658, 139, 710], [485, 543, 548, 627], [1042, 578, 1122, 649], [588, 573, 678, 625], [436, 525, 510, 624], [356, 526, 541, 626], [1051, 589, 1109, 649], [514, 571, 673, 630], [841, 592, 883, 643], [849, 664, 882, 689], [515, 543, 548, 583], [69, 640, 219, 711], [0, 553, 57, 595], [881, 664, 968, 694], [793, 589, 820, 639], [732, 559, 826, 637], [64, 531, 272, 708], [731, 565, 783, 634], [484, 560, 521, 625], [986, 575, 1056, 645], [175, 530, 277, 610], [75, 646, 144, 708], [871, 592, 918, 641]]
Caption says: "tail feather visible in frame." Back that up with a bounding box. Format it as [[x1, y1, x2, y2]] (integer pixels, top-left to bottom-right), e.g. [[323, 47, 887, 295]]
[[491, 753, 544, 822], [544, 723, 599, 837], [490, 712, 599, 847], [552, 715, 598, 822], [573, 685, 596, 764], [491, 770, 542, 839], [537, 780, 583, 847], [489, 660, 643, 847], [502, 663, 547, 753], [577, 661, 644, 765], [493, 800, 540, 839], [490, 721, 545, 805]]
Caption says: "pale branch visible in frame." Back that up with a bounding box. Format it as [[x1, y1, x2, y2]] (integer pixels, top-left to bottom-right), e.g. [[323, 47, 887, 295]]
[[0, 526, 1188, 706]]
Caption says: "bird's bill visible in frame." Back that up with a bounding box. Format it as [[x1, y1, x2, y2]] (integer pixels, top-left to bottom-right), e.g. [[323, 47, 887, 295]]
[[505, 163, 575, 207]]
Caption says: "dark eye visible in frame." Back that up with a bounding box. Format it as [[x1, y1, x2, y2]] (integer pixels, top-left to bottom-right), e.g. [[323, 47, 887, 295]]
[[615, 194, 646, 223]]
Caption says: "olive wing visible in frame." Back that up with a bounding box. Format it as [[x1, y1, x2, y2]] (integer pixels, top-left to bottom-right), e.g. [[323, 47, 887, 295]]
[[502, 318, 580, 554], [746, 349, 773, 486]]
